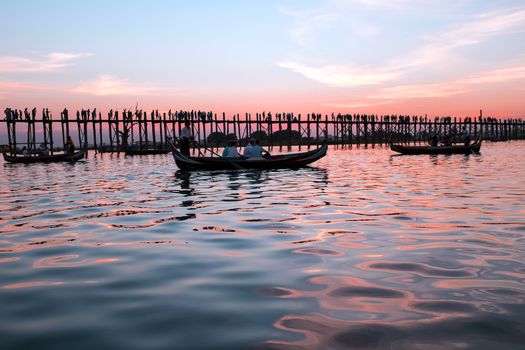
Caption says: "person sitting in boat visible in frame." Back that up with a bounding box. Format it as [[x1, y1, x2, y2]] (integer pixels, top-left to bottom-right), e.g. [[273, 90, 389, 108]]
[[252, 139, 269, 157], [22, 146, 30, 157], [65, 136, 75, 154], [37, 143, 49, 156], [462, 126, 471, 145], [243, 139, 255, 157], [222, 140, 240, 157]]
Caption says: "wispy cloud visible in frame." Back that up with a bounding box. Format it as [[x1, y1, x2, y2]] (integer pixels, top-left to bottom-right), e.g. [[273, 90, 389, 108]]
[[277, 61, 401, 87], [397, 7, 525, 69], [278, 6, 525, 88], [328, 64, 525, 109], [372, 66, 525, 100], [0, 80, 52, 100], [277, 5, 338, 45], [369, 82, 468, 100], [1, 75, 189, 98], [463, 66, 525, 84], [72, 75, 159, 96], [0, 52, 91, 73], [353, 0, 442, 9], [0, 81, 50, 91], [325, 100, 394, 109]]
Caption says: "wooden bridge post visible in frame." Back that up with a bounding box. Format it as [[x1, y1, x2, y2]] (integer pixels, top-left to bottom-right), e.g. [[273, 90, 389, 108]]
[[60, 109, 66, 150], [6, 113, 15, 155], [333, 114, 338, 147], [371, 115, 376, 146], [236, 114, 241, 142], [315, 114, 319, 145], [356, 115, 361, 146], [76, 111, 82, 151], [152, 111, 158, 149], [107, 111, 113, 151], [202, 112, 208, 148], [98, 112, 103, 150], [324, 114, 328, 142], [91, 109, 97, 150], [287, 113, 292, 150], [163, 111, 168, 147], [115, 111, 121, 152], [348, 115, 353, 146], [364, 115, 369, 147], [268, 113, 273, 148]]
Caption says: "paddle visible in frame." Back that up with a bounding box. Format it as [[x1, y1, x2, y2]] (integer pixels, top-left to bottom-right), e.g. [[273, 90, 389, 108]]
[[467, 138, 481, 155], [191, 140, 245, 170]]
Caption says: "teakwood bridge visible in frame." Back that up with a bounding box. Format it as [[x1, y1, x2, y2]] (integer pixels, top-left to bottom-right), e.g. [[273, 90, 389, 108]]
[[1, 108, 524, 154]]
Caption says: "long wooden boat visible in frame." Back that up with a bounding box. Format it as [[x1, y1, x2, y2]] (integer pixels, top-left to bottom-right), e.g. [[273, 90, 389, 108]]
[[2, 150, 86, 164], [390, 139, 482, 155], [171, 142, 328, 171]]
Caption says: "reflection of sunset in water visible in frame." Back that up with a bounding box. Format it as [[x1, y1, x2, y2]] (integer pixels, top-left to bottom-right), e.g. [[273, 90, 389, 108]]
[[1, 142, 524, 349]]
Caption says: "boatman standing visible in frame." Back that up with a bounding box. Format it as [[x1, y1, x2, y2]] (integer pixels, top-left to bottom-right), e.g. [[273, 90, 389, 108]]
[[180, 121, 193, 156]]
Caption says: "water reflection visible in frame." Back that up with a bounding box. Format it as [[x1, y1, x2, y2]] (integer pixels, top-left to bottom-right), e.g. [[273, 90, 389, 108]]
[[0, 143, 524, 350], [174, 171, 195, 208]]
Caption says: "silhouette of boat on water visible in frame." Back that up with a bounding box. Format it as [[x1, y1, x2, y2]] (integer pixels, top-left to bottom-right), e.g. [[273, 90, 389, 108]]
[[124, 141, 169, 155], [391, 139, 482, 155], [125, 148, 170, 155], [3, 149, 86, 164], [170, 140, 327, 171]]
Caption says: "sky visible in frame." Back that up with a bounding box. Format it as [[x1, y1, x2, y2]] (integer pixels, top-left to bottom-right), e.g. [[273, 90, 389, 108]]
[[1, 0, 525, 118]]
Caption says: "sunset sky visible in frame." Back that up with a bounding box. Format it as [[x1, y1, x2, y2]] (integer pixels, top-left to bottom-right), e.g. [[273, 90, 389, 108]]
[[1, 0, 525, 118]]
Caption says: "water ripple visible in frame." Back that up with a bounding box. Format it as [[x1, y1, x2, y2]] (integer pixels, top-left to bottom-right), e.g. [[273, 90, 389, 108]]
[[1, 142, 524, 349]]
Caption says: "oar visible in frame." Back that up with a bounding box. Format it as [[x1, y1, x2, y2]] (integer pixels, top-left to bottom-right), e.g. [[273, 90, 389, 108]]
[[467, 138, 481, 155], [172, 137, 244, 170]]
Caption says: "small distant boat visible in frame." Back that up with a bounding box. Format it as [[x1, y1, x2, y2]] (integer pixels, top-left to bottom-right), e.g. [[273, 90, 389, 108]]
[[124, 141, 170, 155], [170, 141, 328, 171], [2, 150, 86, 164], [125, 149, 170, 156], [390, 139, 482, 155]]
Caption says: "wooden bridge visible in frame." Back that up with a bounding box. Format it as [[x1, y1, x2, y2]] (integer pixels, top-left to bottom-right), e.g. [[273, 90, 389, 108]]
[[1, 108, 524, 154]]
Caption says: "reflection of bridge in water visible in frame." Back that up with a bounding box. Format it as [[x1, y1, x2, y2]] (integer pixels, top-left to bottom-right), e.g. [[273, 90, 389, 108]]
[[2, 108, 524, 155]]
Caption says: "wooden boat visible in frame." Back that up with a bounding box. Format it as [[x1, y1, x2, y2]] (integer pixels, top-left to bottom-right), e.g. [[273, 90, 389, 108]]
[[390, 139, 482, 155], [124, 141, 170, 155], [2, 150, 86, 164], [170, 142, 328, 171]]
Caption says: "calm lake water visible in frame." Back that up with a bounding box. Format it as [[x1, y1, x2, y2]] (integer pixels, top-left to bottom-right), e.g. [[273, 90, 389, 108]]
[[1, 141, 524, 350]]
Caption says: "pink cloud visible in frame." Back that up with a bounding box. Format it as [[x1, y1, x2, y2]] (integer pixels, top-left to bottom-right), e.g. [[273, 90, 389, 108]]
[[374, 65, 525, 100], [464, 66, 525, 84], [0, 52, 90, 73], [326, 65, 525, 110], [0, 81, 50, 90], [278, 7, 525, 89], [0, 80, 52, 100], [394, 7, 525, 69], [72, 75, 158, 96], [277, 61, 401, 87]]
